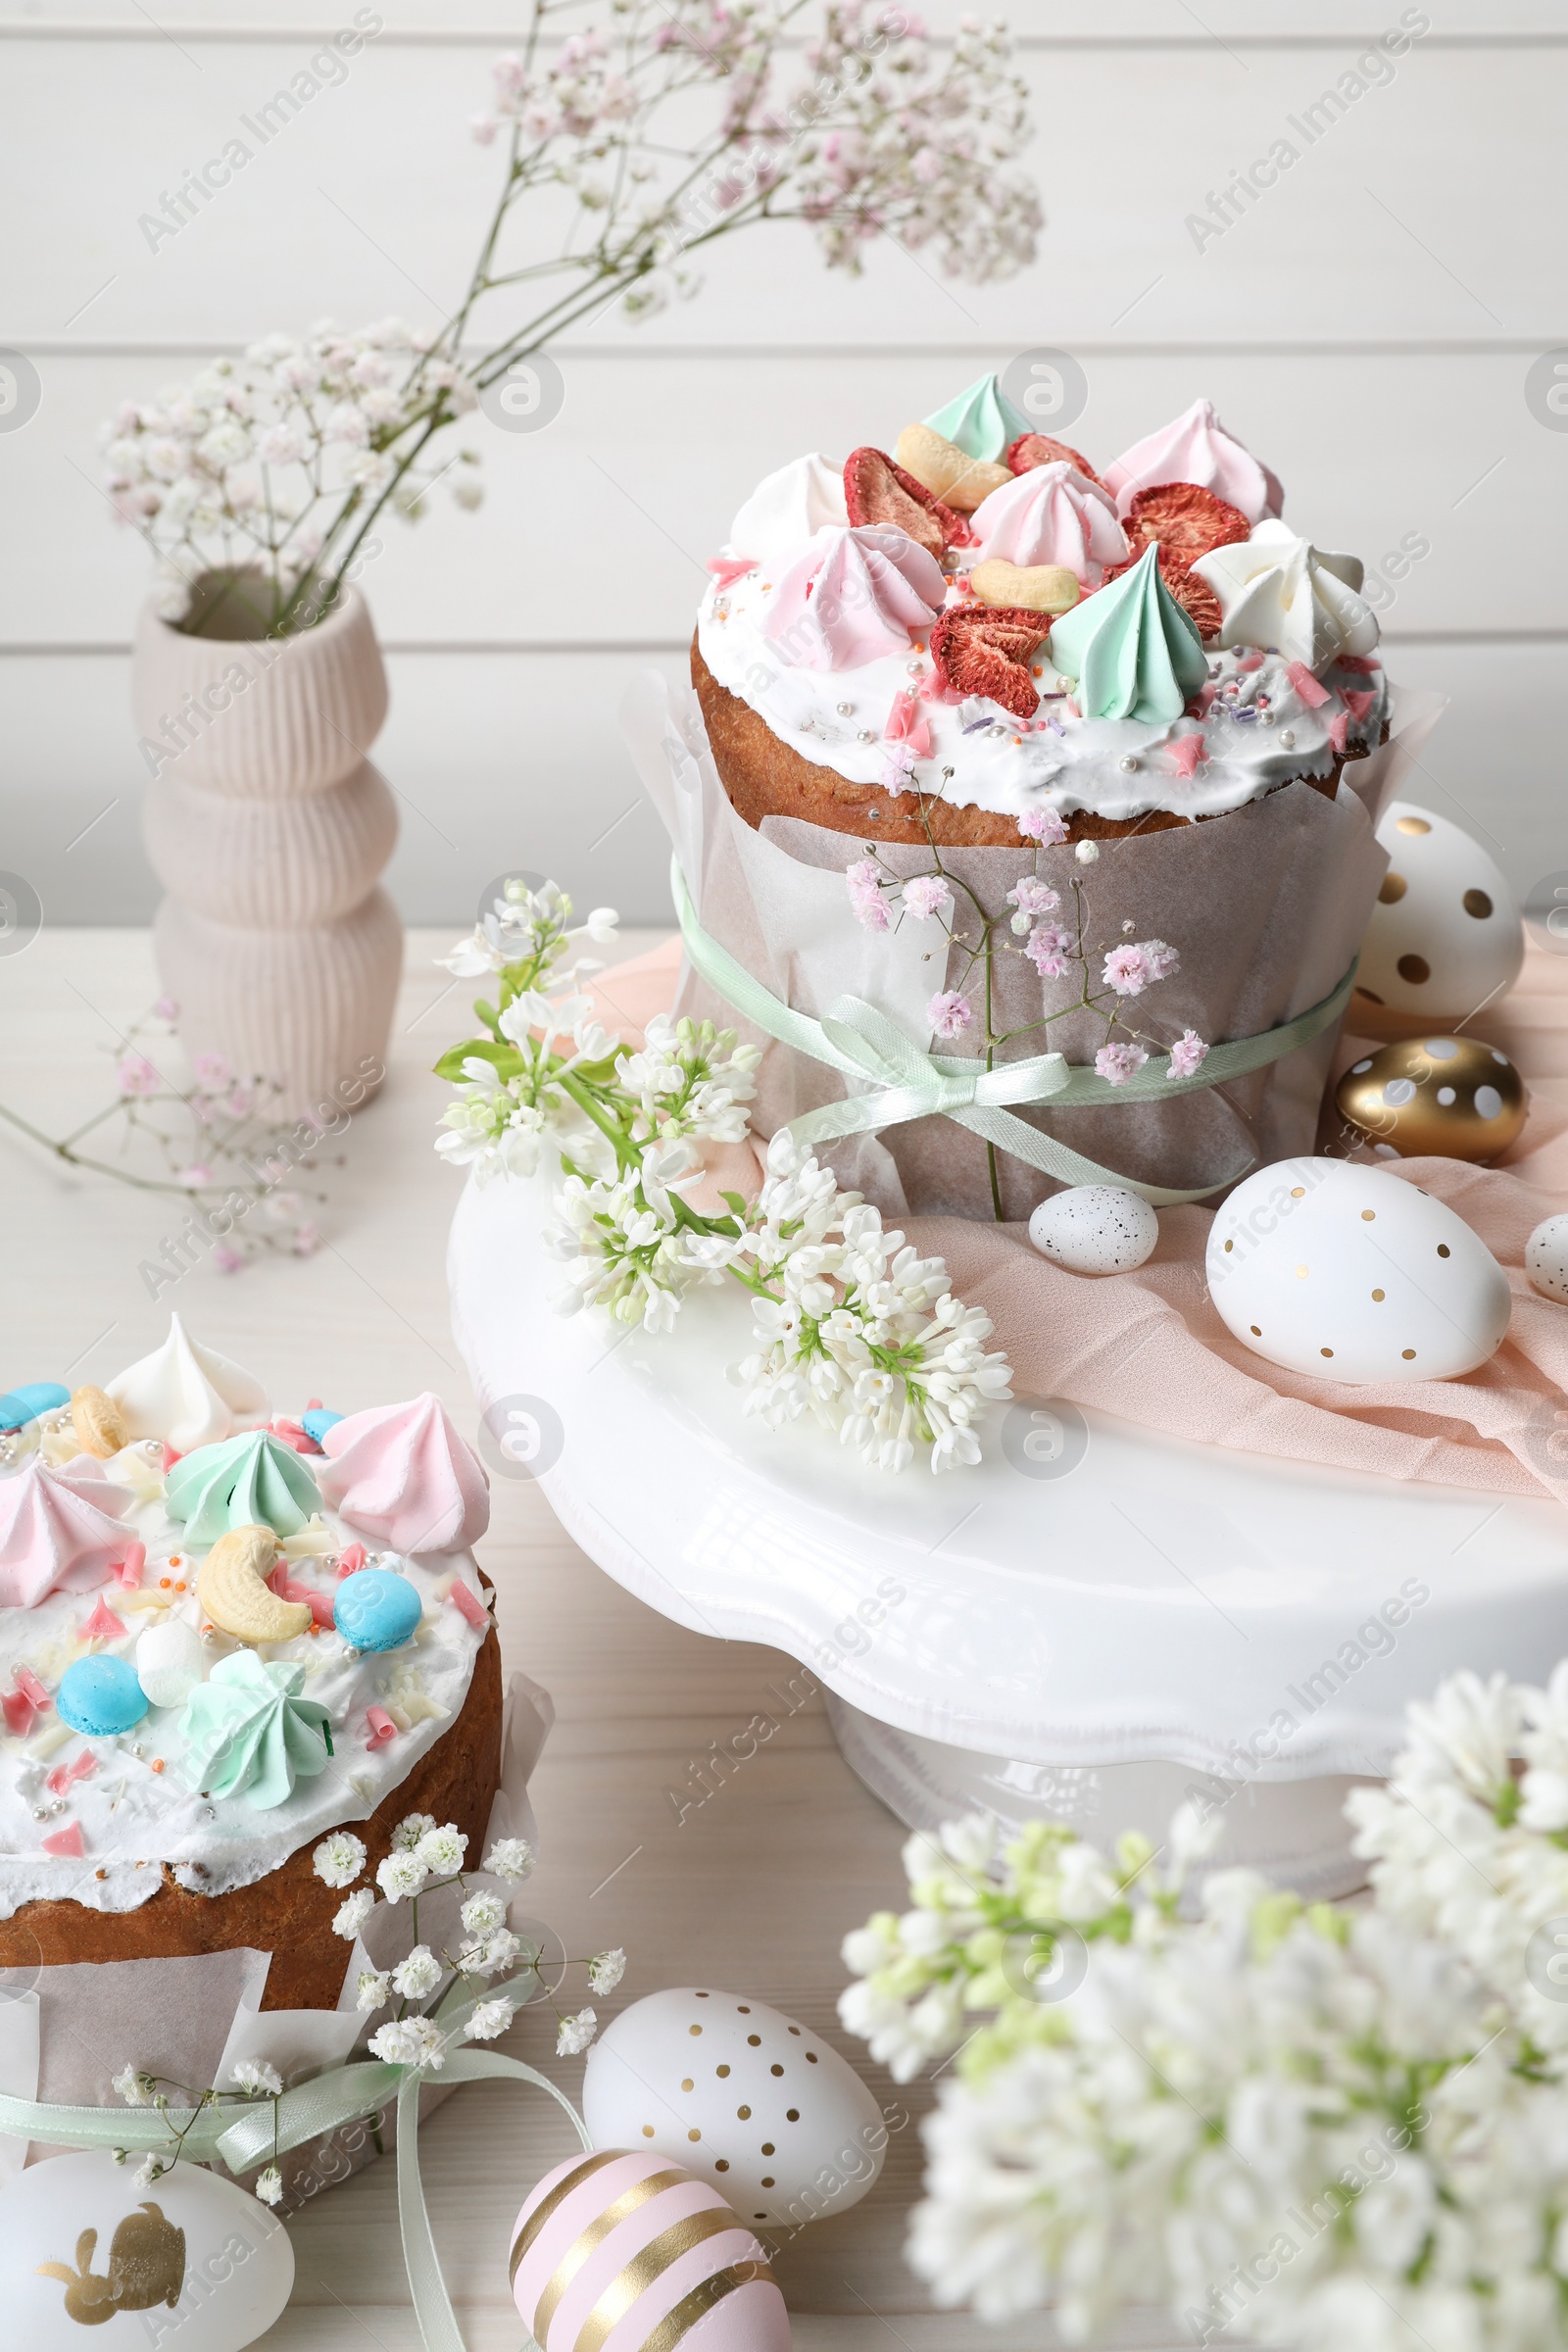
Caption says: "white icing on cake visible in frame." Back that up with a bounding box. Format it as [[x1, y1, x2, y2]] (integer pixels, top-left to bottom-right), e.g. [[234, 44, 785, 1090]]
[[0, 1365, 491, 1917], [697, 564, 1389, 825]]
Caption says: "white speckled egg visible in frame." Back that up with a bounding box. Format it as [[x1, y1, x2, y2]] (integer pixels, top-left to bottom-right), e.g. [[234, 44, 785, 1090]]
[[1526, 1214, 1568, 1303], [137, 1618, 205, 1710], [1356, 802, 1524, 1019], [1206, 1157, 1510, 1385], [510, 2150, 790, 2352], [2, 2152, 293, 2352], [1028, 1185, 1158, 1274], [582, 1987, 887, 2229]]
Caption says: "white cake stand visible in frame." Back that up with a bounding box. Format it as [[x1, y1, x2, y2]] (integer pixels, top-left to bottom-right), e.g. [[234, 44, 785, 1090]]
[[450, 1172, 1568, 1897]]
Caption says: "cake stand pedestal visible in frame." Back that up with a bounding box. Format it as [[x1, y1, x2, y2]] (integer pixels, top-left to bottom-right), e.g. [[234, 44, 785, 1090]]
[[450, 1173, 1568, 1898]]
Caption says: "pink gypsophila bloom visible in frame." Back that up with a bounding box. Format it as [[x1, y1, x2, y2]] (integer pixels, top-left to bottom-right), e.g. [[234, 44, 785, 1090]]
[[1007, 877, 1060, 919], [1095, 1042, 1149, 1085], [1141, 939, 1180, 981], [927, 991, 972, 1041], [845, 858, 890, 932], [1025, 922, 1072, 979], [1101, 945, 1152, 998], [903, 874, 953, 921], [1017, 806, 1070, 846], [118, 1054, 159, 1096], [1168, 1030, 1209, 1079]]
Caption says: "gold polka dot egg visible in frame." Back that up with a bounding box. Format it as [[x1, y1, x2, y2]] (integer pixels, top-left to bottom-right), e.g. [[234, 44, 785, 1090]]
[[581, 1986, 886, 2229], [1355, 802, 1524, 1021], [1337, 1036, 1527, 1162], [1206, 1157, 1511, 1385]]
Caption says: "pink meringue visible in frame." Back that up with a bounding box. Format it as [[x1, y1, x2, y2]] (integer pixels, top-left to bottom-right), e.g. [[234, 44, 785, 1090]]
[[318, 1393, 490, 1554], [761, 525, 946, 670], [1102, 398, 1284, 523], [969, 463, 1128, 586], [0, 1456, 132, 1608]]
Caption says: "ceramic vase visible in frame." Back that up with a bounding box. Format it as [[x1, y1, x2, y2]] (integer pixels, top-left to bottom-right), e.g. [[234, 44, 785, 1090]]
[[134, 582, 401, 1121]]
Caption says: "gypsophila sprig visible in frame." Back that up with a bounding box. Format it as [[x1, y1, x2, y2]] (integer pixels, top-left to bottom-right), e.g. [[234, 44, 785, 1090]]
[[435, 870, 1012, 1473], [839, 1662, 1568, 2350], [104, 6, 1036, 640]]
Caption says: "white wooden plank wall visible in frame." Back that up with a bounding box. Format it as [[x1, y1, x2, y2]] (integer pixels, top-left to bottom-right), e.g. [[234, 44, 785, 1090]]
[[2, 4, 1565, 925]]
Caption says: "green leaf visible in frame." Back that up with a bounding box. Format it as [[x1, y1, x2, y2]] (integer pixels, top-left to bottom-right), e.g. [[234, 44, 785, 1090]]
[[474, 998, 500, 1036], [432, 1039, 524, 1083], [720, 1191, 751, 1217]]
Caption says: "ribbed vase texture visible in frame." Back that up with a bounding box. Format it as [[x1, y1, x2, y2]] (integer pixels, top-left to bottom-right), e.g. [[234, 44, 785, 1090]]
[[134, 588, 401, 1119]]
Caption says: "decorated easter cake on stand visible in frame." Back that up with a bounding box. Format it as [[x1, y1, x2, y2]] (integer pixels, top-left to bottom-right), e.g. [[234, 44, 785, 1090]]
[[0, 1315, 504, 2007], [443, 376, 1567, 1898]]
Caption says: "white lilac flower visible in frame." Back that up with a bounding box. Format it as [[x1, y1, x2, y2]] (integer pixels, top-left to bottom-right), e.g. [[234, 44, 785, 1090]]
[[482, 1838, 536, 1884], [463, 1997, 516, 2042], [392, 1945, 445, 2002], [368, 2017, 449, 2071], [231, 2059, 283, 2097], [254, 2167, 284, 2207], [545, 1167, 690, 1334], [588, 1947, 627, 1995], [377, 1851, 428, 1904], [461, 1890, 508, 1936], [416, 1824, 467, 1877], [556, 2008, 598, 2056], [312, 1830, 367, 1888], [332, 1887, 376, 1941], [356, 1971, 392, 2014]]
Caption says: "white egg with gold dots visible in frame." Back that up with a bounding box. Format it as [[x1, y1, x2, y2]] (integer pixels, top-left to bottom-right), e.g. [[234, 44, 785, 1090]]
[[582, 1987, 887, 2228], [1206, 1158, 1512, 1386], [1355, 801, 1524, 1020], [0, 2151, 293, 2352]]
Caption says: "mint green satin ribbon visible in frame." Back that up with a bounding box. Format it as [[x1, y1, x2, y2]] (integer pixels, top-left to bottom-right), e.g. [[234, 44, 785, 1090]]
[[0, 1974, 589, 2352], [670, 855, 1356, 1206]]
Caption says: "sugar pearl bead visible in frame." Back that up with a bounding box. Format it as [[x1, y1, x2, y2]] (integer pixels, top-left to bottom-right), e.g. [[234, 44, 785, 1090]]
[[836, 702, 853, 715], [858, 730, 874, 744], [1279, 729, 1296, 749], [1118, 755, 1139, 773]]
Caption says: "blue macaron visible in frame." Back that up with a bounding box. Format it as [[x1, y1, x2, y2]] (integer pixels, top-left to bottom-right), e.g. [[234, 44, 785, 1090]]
[[57, 1655, 150, 1739], [333, 1566, 422, 1654]]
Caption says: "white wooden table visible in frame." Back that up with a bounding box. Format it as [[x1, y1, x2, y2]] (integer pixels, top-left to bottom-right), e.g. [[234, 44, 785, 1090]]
[[0, 924, 1152, 2351]]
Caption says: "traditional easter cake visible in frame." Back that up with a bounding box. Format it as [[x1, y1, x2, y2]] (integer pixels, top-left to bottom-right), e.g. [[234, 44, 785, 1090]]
[[0, 1316, 501, 2007], [693, 379, 1390, 846]]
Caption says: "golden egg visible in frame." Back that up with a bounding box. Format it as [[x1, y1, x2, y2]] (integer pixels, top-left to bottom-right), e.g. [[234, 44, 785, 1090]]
[[1336, 1035, 1528, 1162]]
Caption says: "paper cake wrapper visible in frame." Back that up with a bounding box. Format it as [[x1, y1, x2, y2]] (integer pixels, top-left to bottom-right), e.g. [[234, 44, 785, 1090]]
[[0, 1671, 552, 2200], [624, 673, 1446, 1219]]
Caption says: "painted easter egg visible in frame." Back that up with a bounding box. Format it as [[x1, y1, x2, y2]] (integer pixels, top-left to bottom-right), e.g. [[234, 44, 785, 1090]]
[[1526, 1214, 1568, 1304], [510, 2150, 790, 2352], [1336, 1036, 1527, 1163], [582, 1988, 886, 2229], [0, 1382, 69, 1432], [1354, 802, 1523, 1021], [136, 1619, 205, 1711], [1028, 1185, 1158, 1274], [0, 2150, 293, 2352], [332, 1566, 421, 1653], [57, 1655, 149, 1739], [1206, 1158, 1511, 1385]]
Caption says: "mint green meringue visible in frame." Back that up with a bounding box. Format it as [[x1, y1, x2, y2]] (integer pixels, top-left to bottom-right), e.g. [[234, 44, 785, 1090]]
[[922, 373, 1033, 464], [179, 1648, 333, 1809], [1047, 543, 1207, 724], [166, 1428, 320, 1546]]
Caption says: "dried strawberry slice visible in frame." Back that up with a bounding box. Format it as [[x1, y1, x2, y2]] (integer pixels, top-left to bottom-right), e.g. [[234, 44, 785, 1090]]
[[843, 446, 972, 558], [1122, 480, 1250, 565], [1006, 433, 1105, 488], [1100, 553, 1222, 642], [930, 606, 1049, 719]]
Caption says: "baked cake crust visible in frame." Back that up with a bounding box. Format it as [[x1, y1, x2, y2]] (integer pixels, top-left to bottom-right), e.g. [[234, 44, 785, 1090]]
[[692, 637, 1352, 847], [0, 1619, 503, 2009]]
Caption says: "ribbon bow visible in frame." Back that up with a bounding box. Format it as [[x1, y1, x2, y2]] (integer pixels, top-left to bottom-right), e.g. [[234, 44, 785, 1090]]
[[670, 854, 1356, 1206], [0, 1975, 586, 2352]]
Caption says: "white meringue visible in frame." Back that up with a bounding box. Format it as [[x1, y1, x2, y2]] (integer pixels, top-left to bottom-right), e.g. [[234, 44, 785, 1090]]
[[727, 453, 848, 566], [106, 1313, 270, 1454], [1191, 519, 1381, 669]]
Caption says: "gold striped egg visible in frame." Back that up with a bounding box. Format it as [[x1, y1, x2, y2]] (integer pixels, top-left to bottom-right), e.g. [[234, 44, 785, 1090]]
[[510, 2151, 789, 2352], [1336, 1035, 1527, 1161]]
